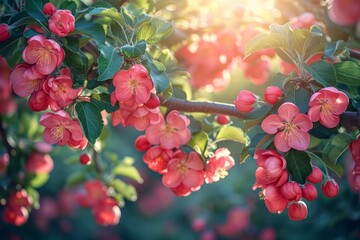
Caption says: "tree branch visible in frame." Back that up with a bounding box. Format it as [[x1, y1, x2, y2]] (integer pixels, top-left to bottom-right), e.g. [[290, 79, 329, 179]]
[[161, 97, 247, 119], [93, 148, 103, 174], [343, 110, 360, 129], [349, 49, 360, 60]]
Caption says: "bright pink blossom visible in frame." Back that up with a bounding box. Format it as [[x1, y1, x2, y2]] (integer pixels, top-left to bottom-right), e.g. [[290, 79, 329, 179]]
[[0, 24, 10, 41], [162, 151, 204, 196], [261, 102, 313, 152], [25, 152, 54, 174], [39, 110, 88, 150], [321, 179, 339, 198], [264, 86, 283, 105], [143, 146, 174, 174], [288, 201, 308, 221], [92, 197, 121, 226], [49, 10, 75, 37], [328, 0, 360, 26], [263, 184, 288, 213], [146, 110, 191, 149], [253, 149, 289, 190], [204, 148, 235, 183], [113, 64, 153, 104], [308, 87, 349, 128], [280, 181, 302, 201], [10, 63, 44, 97], [22, 35, 65, 75], [77, 180, 108, 208], [43, 3, 56, 16], [43, 69, 82, 111], [28, 88, 49, 112], [235, 90, 257, 113]]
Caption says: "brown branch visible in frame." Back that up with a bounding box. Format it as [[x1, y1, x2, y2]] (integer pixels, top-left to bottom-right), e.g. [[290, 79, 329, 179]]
[[343, 110, 360, 129], [161, 97, 247, 119], [349, 49, 360, 60], [93, 148, 102, 174]]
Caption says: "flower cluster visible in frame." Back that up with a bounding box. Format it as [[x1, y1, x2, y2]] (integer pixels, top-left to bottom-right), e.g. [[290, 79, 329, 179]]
[[350, 136, 360, 191], [0, 57, 16, 115], [2, 189, 33, 226], [253, 149, 340, 220], [77, 180, 121, 226]]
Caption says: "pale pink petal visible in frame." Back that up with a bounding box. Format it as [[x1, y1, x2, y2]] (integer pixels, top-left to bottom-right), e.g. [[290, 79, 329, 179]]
[[293, 114, 313, 131], [37, 54, 57, 75], [278, 102, 299, 122], [115, 83, 133, 102], [159, 134, 181, 149], [274, 132, 291, 152], [162, 170, 182, 188], [183, 170, 204, 188], [186, 152, 204, 170], [167, 111, 187, 130], [307, 105, 321, 122], [331, 92, 349, 115], [319, 111, 339, 128], [145, 123, 165, 145], [135, 85, 150, 104], [261, 114, 283, 134], [43, 128, 58, 144], [288, 131, 310, 151], [133, 117, 150, 131]]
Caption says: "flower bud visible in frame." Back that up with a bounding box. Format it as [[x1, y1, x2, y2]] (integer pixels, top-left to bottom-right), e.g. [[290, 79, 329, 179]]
[[0, 24, 10, 41], [216, 114, 230, 125], [135, 135, 151, 152], [264, 86, 282, 105], [234, 90, 257, 113], [2, 206, 29, 226], [43, 2, 56, 16], [280, 181, 302, 201], [288, 201, 308, 221], [144, 94, 160, 109], [321, 179, 339, 198], [301, 183, 317, 201], [79, 153, 92, 166], [306, 166, 322, 184]]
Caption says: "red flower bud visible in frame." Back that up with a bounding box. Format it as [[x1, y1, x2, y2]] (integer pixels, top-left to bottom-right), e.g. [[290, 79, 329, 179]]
[[280, 181, 302, 201], [264, 86, 282, 105], [0, 24, 10, 41], [288, 201, 308, 221], [306, 166, 322, 184], [234, 90, 257, 113], [2, 206, 29, 226], [144, 94, 160, 109], [135, 135, 151, 152], [301, 183, 317, 201], [43, 2, 56, 16], [321, 179, 339, 198], [216, 114, 230, 125], [79, 153, 92, 166]]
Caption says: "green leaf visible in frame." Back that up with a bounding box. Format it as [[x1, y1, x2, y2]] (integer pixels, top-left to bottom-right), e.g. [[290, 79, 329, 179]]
[[97, 45, 123, 81], [136, 17, 173, 44], [322, 133, 352, 165], [142, 56, 169, 93], [323, 40, 349, 58], [65, 171, 87, 187], [306, 151, 343, 177], [28, 173, 49, 188], [63, 47, 88, 85], [0, 37, 26, 68], [286, 149, 312, 184], [110, 179, 137, 201], [75, 101, 104, 144], [26, 187, 40, 209], [75, 20, 105, 44], [90, 94, 119, 113], [112, 165, 143, 184], [188, 131, 209, 157], [121, 40, 146, 59], [334, 61, 360, 86], [216, 126, 250, 146], [284, 85, 311, 113], [88, 7, 126, 26], [25, 0, 47, 22], [244, 33, 287, 58], [60, 0, 77, 15], [309, 122, 339, 139], [303, 60, 337, 87]]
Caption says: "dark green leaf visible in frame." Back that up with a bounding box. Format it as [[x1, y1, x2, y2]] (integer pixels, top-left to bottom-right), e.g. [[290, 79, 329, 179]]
[[306, 151, 343, 177], [23, 28, 42, 38], [63, 47, 88, 85], [284, 84, 311, 113], [88, 7, 126, 26], [0, 37, 26, 67], [75, 101, 104, 144], [25, 0, 47, 22], [90, 94, 119, 113], [121, 40, 146, 59], [303, 60, 337, 87], [247, 104, 272, 119], [309, 122, 339, 139], [136, 17, 173, 44], [110, 179, 137, 201], [323, 40, 349, 58], [60, 0, 77, 15], [75, 20, 105, 44], [112, 164, 143, 184], [142, 56, 169, 93], [334, 61, 360, 86], [188, 131, 208, 157], [286, 149, 312, 184], [216, 126, 250, 146], [322, 133, 352, 164], [97, 45, 123, 81]]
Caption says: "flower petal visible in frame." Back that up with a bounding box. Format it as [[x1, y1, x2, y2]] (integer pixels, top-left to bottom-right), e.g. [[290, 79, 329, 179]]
[[293, 114, 313, 131], [288, 131, 310, 151], [261, 114, 283, 134], [274, 132, 291, 152], [278, 102, 299, 122]]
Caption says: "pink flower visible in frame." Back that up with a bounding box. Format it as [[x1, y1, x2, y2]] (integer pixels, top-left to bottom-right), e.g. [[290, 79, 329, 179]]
[[204, 148, 235, 183], [350, 137, 360, 162], [146, 110, 191, 149], [291, 12, 318, 29], [43, 3, 56, 16], [28, 88, 49, 112], [287, 201, 308, 221], [308, 87, 349, 128], [43, 69, 82, 111], [143, 146, 174, 174], [39, 110, 88, 150], [253, 149, 288, 190], [321, 179, 339, 198], [264, 86, 283, 105], [77, 180, 108, 208], [0, 24, 10, 41], [234, 90, 257, 113], [162, 151, 204, 196], [261, 102, 313, 152], [328, 0, 360, 26], [22, 35, 65, 75], [92, 197, 121, 226], [0, 56, 12, 100], [25, 152, 54, 174], [263, 184, 288, 213], [10, 63, 44, 97], [280, 181, 302, 201], [113, 64, 153, 104], [216, 207, 250, 237], [2, 206, 28, 226], [49, 10, 75, 37]]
